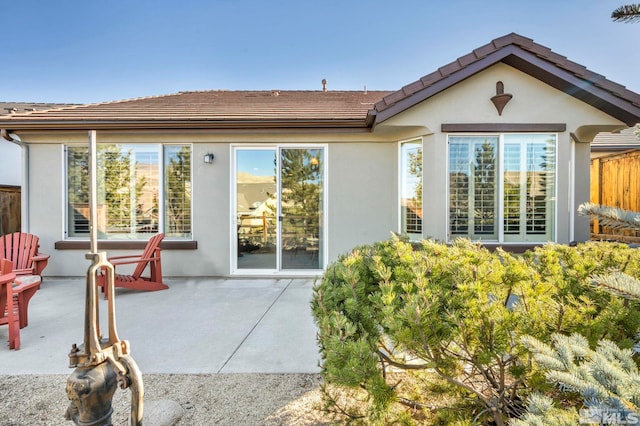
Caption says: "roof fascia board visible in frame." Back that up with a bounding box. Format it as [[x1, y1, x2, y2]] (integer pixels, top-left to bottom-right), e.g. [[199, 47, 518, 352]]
[[502, 52, 640, 126], [0, 118, 371, 132], [374, 45, 523, 124]]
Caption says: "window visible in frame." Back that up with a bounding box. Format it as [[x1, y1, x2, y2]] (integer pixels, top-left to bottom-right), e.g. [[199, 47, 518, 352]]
[[400, 140, 422, 239], [448, 134, 556, 242], [66, 144, 191, 239]]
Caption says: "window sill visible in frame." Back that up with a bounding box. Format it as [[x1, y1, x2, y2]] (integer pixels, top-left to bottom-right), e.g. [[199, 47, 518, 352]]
[[481, 243, 542, 253], [55, 240, 198, 250]]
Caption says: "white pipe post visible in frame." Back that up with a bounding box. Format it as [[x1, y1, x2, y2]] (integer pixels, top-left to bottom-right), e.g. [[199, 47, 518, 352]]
[[88, 130, 98, 254]]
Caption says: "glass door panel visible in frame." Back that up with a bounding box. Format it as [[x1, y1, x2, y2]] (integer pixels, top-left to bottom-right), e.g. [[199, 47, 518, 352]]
[[236, 149, 277, 270], [280, 148, 324, 270]]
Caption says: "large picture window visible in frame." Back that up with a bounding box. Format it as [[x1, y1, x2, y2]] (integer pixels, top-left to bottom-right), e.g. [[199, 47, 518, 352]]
[[448, 134, 556, 242], [66, 144, 191, 240], [400, 140, 422, 239]]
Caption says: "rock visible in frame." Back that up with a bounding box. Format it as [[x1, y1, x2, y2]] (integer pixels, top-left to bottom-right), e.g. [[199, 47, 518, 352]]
[[130, 399, 184, 426]]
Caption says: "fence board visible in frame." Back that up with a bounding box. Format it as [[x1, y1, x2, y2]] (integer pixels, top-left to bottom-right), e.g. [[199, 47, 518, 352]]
[[0, 185, 21, 235], [590, 149, 640, 240]]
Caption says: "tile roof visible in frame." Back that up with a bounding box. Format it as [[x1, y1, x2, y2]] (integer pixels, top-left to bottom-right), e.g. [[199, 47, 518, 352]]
[[0, 102, 77, 115], [373, 33, 640, 127], [0, 91, 391, 130], [592, 127, 640, 151]]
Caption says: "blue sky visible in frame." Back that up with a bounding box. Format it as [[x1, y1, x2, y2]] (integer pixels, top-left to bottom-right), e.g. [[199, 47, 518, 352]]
[[3, 1, 640, 104]]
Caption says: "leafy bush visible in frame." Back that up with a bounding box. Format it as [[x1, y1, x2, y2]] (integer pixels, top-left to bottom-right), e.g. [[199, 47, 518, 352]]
[[311, 236, 640, 425]]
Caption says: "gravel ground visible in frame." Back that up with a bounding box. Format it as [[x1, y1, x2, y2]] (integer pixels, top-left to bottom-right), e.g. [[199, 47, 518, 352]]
[[0, 374, 331, 425]]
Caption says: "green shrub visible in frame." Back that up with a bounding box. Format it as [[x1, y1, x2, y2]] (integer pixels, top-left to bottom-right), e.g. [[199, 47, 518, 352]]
[[311, 237, 640, 425]]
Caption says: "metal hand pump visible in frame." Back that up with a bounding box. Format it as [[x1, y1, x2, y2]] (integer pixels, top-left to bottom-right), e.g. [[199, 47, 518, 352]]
[[65, 130, 144, 425]]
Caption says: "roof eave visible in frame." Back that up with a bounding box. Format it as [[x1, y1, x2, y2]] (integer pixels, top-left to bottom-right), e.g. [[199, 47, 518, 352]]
[[374, 45, 521, 124], [502, 52, 640, 127], [0, 118, 372, 132]]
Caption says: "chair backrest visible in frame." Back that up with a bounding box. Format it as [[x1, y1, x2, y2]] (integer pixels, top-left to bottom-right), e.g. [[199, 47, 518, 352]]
[[0, 232, 39, 271], [132, 233, 164, 278]]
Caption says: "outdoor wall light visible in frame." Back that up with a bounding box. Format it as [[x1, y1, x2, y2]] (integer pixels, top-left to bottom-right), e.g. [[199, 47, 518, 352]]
[[203, 153, 215, 164]]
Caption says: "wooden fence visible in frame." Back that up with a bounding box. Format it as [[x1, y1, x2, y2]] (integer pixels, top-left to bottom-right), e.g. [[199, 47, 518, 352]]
[[590, 149, 640, 242], [0, 185, 21, 235]]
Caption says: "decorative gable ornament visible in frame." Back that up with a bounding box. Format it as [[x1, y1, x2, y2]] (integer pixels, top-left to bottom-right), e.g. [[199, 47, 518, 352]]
[[490, 81, 512, 116]]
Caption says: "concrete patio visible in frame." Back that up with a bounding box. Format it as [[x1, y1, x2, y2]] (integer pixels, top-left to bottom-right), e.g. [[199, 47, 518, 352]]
[[0, 277, 322, 374]]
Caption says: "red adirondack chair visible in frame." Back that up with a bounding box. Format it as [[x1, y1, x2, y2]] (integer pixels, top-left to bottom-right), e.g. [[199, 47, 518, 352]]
[[97, 233, 169, 298], [0, 257, 40, 330], [13, 275, 42, 329], [0, 259, 20, 350], [0, 232, 50, 277]]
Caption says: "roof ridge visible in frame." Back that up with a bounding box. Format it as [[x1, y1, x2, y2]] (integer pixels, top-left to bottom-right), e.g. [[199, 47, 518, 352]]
[[178, 89, 393, 94]]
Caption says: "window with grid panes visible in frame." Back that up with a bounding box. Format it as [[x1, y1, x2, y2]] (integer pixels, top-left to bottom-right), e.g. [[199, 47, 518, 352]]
[[66, 144, 191, 239], [400, 140, 422, 239], [448, 134, 556, 242]]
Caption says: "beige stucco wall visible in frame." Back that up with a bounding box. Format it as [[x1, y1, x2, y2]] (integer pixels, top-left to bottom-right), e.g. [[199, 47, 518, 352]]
[[0, 141, 21, 186], [20, 131, 398, 276], [328, 142, 397, 257], [377, 62, 626, 244], [17, 62, 630, 277]]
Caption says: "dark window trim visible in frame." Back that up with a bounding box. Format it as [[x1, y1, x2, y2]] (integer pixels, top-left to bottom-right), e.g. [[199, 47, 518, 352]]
[[442, 123, 566, 133], [55, 240, 197, 250]]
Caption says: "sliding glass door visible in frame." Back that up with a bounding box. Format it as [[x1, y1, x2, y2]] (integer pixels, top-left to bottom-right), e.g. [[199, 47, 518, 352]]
[[234, 146, 325, 273]]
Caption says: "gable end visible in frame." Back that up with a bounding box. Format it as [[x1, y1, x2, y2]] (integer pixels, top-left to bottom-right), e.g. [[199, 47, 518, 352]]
[[372, 33, 640, 127]]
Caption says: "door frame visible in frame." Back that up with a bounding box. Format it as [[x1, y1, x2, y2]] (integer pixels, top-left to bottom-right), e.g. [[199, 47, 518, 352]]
[[230, 144, 328, 276]]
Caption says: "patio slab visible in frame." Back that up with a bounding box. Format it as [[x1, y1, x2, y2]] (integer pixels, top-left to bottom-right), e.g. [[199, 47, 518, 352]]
[[0, 277, 322, 375]]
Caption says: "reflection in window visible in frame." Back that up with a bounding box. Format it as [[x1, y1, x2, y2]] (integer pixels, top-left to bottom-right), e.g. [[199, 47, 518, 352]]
[[66, 144, 191, 239], [236, 149, 277, 270], [400, 140, 422, 239], [280, 148, 324, 270]]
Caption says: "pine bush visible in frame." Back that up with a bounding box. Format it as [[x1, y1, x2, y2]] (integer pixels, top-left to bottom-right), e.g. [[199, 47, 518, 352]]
[[312, 236, 640, 425]]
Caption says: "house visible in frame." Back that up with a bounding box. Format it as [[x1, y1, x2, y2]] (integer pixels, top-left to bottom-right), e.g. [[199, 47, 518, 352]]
[[590, 127, 640, 237], [1, 103, 74, 187], [1, 33, 639, 277], [1, 103, 77, 233], [591, 126, 640, 158]]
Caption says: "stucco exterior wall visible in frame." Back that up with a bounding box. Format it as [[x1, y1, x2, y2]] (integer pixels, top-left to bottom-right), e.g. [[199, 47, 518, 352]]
[[0, 141, 21, 186], [378, 63, 625, 244], [328, 142, 397, 257], [21, 132, 399, 276]]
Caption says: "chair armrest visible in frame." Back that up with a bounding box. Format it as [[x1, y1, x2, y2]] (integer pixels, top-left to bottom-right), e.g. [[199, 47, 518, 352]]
[[109, 256, 157, 267], [13, 276, 41, 293], [107, 254, 144, 261], [0, 272, 17, 286], [31, 254, 50, 276]]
